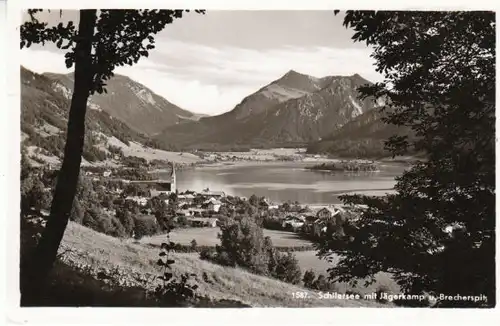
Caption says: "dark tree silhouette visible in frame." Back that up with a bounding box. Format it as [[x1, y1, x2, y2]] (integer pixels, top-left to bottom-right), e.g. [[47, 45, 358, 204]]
[[316, 11, 495, 307], [20, 9, 204, 302]]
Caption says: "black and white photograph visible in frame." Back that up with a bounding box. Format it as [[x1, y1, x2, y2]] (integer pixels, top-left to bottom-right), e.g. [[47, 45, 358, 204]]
[[2, 0, 498, 323]]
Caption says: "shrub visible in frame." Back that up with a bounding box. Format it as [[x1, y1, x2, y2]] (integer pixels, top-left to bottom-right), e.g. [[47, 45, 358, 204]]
[[176, 215, 188, 227], [216, 217, 269, 274], [107, 216, 127, 238], [199, 247, 216, 261], [262, 216, 284, 231], [312, 274, 337, 291], [190, 239, 197, 251], [116, 209, 135, 236], [82, 144, 107, 162], [133, 216, 159, 240], [303, 269, 316, 289], [122, 156, 148, 169], [107, 144, 124, 156], [213, 217, 302, 284], [272, 251, 302, 284]]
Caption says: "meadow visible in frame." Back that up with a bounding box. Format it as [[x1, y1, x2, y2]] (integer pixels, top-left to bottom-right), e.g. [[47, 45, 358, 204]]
[[139, 227, 314, 248], [59, 222, 388, 307], [139, 227, 400, 296]]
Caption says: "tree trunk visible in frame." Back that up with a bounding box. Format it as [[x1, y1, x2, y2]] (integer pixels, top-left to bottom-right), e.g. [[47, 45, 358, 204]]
[[21, 9, 97, 305]]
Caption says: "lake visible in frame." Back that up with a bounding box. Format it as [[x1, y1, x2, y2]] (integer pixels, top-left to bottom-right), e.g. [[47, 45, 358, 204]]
[[166, 161, 406, 205]]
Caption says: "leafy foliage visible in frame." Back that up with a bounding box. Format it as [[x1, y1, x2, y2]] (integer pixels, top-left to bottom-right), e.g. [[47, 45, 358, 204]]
[[154, 226, 198, 306], [213, 217, 302, 284], [272, 251, 302, 285], [133, 216, 161, 240], [302, 269, 316, 288], [216, 217, 270, 274], [20, 10, 205, 299], [316, 11, 495, 307]]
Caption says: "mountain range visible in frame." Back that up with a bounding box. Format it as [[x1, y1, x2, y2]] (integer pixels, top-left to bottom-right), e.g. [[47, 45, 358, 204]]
[[21, 65, 407, 160], [306, 107, 411, 158], [44, 72, 204, 136], [156, 70, 384, 149]]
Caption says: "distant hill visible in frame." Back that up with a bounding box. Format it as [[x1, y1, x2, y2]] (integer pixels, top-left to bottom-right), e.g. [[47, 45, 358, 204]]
[[43, 71, 200, 136], [157, 70, 380, 149], [306, 107, 412, 158]]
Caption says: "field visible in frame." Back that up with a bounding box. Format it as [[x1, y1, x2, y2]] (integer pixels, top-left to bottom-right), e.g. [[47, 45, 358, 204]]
[[105, 136, 203, 164], [140, 227, 313, 247], [59, 222, 389, 307], [139, 227, 400, 296], [292, 251, 400, 295]]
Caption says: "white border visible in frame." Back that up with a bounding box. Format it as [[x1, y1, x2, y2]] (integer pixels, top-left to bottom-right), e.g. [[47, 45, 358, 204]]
[[2, 1, 500, 325], [8, 0, 500, 10]]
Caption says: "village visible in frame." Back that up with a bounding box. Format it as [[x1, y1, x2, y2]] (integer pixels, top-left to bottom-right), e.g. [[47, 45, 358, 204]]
[[77, 161, 349, 238]]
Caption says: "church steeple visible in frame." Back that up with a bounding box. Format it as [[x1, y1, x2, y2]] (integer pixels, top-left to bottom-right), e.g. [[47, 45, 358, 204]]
[[170, 162, 177, 194]]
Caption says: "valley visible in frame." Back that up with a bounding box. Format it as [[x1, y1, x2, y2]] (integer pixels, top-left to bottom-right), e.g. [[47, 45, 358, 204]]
[[17, 9, 494, 312], [20, 65, 410, 307]]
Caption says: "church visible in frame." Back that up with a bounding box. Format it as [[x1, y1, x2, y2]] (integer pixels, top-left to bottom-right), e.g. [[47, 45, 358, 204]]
[[130, 162, 176, 196]]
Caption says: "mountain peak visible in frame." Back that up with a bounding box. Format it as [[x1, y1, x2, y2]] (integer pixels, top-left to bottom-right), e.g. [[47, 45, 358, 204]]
[[284, 69, 301, 76], [272, 69, 321, 89], [349, 73, 371, 84], [282, 69, 316, 79]]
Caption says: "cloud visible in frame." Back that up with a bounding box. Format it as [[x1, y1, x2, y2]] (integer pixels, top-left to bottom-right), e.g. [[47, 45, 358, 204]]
[[20, 39, 382, 115], [20, 48, 72, 74]]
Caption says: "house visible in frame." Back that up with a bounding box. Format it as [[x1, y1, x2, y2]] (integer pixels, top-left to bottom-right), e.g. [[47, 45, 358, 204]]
[[188, 217, 219, 228], [268, 203, 280, 210], [125, 196, 148, 206], [304, 214, 317, 224], [282, 215, 306, 229], [189, 208, 206, 217], [316, 207, 340, 219], [203, 197, 222, 213], [179, 202, 190, 210], [200, 189, 225, 199], [139, 208, 153, 215], [313, 206, 348, 233], [261, 199, 279, 210], [176, 209, 193, 217], [177, 194, 195, 205], [221, 197, 236, 209]]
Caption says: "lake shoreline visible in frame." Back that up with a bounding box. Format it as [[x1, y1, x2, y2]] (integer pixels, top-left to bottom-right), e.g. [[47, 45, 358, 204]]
[[170, 160, 404, 206]]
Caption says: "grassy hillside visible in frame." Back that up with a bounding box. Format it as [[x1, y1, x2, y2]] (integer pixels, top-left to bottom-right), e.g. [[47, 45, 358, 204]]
[[58, 222, 388, 307], [140, 227, 400, 297]]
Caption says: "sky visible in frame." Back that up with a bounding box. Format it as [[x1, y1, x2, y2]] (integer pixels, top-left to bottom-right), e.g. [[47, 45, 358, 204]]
[[20, 10, 383, 115]]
